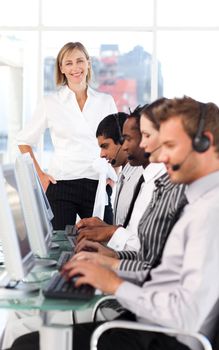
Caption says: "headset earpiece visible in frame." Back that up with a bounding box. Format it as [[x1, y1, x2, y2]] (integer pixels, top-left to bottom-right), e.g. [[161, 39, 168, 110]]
[[192, 134, 210, 153], [192, 103, 210, 153], [114, 114, 124, 145]]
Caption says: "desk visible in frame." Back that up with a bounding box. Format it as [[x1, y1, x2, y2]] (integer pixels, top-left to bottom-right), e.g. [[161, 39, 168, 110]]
[[0, 231, 102, 350], [0, 273, 101, 350]]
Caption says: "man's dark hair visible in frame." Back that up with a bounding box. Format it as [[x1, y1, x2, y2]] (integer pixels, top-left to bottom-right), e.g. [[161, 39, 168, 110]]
[[96, 112, 128, 144], [127, 104, 148, 130]]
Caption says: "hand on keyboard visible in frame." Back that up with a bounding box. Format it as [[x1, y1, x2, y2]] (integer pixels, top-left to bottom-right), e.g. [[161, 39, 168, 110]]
[[61, 259, 123, 295], [43, 272, 95, 300], [56, 251, 73, 270], [75, 239, 117, 258], [65, 225, 78, 236]]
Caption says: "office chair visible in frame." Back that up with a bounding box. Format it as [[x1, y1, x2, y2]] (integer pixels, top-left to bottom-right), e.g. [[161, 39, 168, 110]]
[[91, 295, 218, 350], [90, 320, 213, 350], [92, 295, 124, 322]]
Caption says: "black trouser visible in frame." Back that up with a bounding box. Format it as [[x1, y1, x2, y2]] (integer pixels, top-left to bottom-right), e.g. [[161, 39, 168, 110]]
[[73, 323, 191, 350], [46, 179, 113, 230], [9, 312, 190, 350]]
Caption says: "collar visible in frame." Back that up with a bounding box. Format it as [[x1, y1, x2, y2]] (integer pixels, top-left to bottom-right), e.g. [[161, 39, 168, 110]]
[[58, 85, 75, 102], [143, 162, 166, 184], [122, 163, 132, 178], [186, 170, 219, 204], [154, 172, 175, 192], [58, 84, 95, 102], [121, 164, 143, 181]]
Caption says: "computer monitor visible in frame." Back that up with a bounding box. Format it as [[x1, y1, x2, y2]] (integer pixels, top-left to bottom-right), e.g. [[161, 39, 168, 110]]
[[0, 164, 35, 281], [38, 177, 54, 223], [34, 172, 54, 234], [15, 154, 54, 259], [26, 158, 54, 226], [19, 153, 54, 227]]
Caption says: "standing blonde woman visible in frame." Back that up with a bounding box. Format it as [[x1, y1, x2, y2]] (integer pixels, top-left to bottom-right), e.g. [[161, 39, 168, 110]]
[[17, 42, 117, 229]]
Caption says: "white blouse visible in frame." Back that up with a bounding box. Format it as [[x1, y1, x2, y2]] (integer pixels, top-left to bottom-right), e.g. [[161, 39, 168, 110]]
[[17, 85, 117, 180]]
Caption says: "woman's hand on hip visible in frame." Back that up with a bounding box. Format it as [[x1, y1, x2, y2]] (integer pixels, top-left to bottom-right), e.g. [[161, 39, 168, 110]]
[[39, 172, 57, 192]]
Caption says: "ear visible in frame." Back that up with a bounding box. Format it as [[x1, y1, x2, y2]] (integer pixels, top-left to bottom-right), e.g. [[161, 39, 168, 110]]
[[204, 131, 213, 147], [205, 131, 213, 140]]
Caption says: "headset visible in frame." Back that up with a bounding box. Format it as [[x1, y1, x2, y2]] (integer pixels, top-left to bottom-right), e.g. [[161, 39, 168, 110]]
[[172, 102, 210, 171], [192, 102, 210, 153], [113, 114, 124, 145]]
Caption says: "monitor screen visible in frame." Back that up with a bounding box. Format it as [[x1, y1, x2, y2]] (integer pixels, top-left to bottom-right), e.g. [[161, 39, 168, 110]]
[[4, 173, 31, 259], [15, 156, 51, 258], [0, 165, 35, 280], [33, 185, 50, 241], [27, 162, 53, 240], [36, 175, 54, 222]]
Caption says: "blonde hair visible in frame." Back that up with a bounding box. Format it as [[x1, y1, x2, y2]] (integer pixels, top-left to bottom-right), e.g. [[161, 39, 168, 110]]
[[55, 42, 91, 86]]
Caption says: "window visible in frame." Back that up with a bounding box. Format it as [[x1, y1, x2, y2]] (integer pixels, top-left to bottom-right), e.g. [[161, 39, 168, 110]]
[[157, 31, 219, 102], [157, 0, 219, 26], [42, 0, 153, 26], [0, 32, 38, 163], [0, 0, 38, 26], [43, 31, 154, 109]]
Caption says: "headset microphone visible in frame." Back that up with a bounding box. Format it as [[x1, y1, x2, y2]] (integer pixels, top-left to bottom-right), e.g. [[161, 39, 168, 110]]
[[171, 150, 193, 171], [144, 152, 151, 158], [111, 145, 122, 166], [171, 163, 181, 171], [143, 145, 162, 159], [127, 155, 135, 161]]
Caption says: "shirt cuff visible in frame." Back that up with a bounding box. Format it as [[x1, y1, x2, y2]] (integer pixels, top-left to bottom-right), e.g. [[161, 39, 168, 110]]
[[107, 227, 132, 250], [115, 280, 142, 306]]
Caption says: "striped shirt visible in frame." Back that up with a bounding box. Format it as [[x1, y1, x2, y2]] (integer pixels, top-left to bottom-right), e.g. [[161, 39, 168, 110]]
[[117, 172, 186, 282]]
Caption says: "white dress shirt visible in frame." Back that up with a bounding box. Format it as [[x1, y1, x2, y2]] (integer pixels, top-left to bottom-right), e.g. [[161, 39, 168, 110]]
[[113, 164, 143, 225], [107, 162, 166, 251], [16, 85, 117, 181], [116, 170, 219, 350]]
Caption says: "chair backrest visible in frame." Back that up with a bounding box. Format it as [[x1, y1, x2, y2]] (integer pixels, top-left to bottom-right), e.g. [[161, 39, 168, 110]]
[[212, 313, 219, 350]]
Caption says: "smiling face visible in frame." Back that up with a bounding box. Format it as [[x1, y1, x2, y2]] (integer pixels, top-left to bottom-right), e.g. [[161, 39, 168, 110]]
[[60, 48, 90, 88], [140, 115, 161, 163], [97, 135, 127, 167]]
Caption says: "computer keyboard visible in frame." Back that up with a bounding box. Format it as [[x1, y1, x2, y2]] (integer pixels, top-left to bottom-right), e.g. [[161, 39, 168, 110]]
[[56, 251, 73, 269], [65, 224, 78, 236], [43, 272, 95, 300], [67, 235, 77, 249]]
